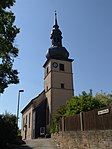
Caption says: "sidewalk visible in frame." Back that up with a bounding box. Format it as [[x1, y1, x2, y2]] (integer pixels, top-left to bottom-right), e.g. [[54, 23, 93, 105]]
[[15, 138, 58, 149]]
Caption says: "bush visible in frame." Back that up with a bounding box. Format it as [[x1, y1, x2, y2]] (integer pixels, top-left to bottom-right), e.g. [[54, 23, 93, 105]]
[[0, 113, 19, 148], [50, 119, 59, 134]]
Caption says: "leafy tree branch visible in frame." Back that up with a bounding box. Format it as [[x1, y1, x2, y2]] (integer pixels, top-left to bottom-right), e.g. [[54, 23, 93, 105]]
[[0, 0, 19, 93]]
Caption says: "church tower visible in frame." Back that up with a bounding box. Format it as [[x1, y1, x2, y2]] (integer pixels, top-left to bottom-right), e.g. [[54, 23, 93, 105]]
[[43, 12, 74, 118], [21, 13, 74, 139]]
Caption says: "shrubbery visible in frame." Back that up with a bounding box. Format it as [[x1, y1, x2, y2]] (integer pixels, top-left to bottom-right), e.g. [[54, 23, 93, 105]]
[[0, 112, 20, 149], [50, 90, 112, 134]]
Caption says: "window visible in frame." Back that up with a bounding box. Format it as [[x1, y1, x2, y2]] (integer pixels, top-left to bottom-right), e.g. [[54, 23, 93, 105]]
[[23, 118, 25, 130], [60, 64, 64, 71], [46, 86, 48, 91], [26, 115, 27, 125], [29, 113, 31, 128], [61, 83, 64, 89]]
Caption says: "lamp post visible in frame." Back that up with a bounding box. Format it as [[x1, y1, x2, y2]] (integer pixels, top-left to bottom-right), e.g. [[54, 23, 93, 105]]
[[17, 89, 24, 127]]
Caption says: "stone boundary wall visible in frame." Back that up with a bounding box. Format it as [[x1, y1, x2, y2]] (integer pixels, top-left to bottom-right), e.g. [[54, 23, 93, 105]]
[[52, 130, 112, 149]]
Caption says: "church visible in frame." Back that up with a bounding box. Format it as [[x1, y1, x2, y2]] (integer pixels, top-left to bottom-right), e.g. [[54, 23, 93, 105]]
[[21, 13, 74, 140]]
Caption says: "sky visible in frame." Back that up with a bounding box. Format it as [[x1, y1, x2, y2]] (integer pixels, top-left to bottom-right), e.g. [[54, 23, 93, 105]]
[[0, 0, 112, 127]]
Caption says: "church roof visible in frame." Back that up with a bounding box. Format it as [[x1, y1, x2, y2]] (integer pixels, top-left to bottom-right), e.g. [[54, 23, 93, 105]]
[[21, 90, 45, 114]]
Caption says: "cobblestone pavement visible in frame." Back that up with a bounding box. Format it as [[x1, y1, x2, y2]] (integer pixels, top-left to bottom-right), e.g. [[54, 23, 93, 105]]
[[15, 138, 58, 149]]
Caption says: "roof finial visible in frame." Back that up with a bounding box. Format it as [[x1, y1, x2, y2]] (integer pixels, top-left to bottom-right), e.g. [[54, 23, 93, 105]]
[[54, 10, 58, 27]]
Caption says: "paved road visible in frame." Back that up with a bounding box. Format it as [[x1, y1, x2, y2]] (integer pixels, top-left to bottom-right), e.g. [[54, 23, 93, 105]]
[[16, 138, 58, 149]]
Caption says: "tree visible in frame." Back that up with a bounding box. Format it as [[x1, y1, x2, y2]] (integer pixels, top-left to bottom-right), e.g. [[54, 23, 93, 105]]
[[55, 105, 66, 122], [65, 90, 104, 116], [95, 92, 112, 106], [0, 112, 18, 148], [0, 0, 19, 93], [55, 90, 107, 120]]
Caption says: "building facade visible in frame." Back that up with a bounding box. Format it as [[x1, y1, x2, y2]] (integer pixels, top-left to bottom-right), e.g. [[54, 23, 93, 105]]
[[21, 13, 74, 140]]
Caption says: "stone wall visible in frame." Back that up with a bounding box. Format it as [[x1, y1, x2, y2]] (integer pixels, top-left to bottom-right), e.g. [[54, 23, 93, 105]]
[[52, 130, 112, 149]]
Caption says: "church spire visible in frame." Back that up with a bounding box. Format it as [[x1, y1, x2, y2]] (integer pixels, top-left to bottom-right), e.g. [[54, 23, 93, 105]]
[[54, 11, 59, 28], [46, 12, 69, 60], [51, 11, 62, 47]]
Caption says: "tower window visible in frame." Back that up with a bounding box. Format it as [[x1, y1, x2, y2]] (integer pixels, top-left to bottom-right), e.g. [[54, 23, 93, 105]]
[[46, 86, 48, 91], [61, 83, 64, 89], [60, 64, 64, 71]]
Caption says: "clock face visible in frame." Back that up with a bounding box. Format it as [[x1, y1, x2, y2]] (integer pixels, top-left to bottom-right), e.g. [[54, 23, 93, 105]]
[[52, 62, 58, 68]]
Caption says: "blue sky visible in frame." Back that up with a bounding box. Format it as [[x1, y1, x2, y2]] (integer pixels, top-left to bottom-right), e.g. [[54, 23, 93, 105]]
[[0, 0, 112, 127]]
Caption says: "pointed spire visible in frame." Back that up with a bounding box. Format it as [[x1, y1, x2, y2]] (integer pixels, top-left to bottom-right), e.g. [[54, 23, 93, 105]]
[[55, 10, 58, 26], [46, 12, 70, 60], [53, 10, 59, 29], [51, 12, 62, 47]]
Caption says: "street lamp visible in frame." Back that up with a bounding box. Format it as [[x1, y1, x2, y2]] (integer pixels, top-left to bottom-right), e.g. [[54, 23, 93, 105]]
[[17, 89, 24, 127]]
